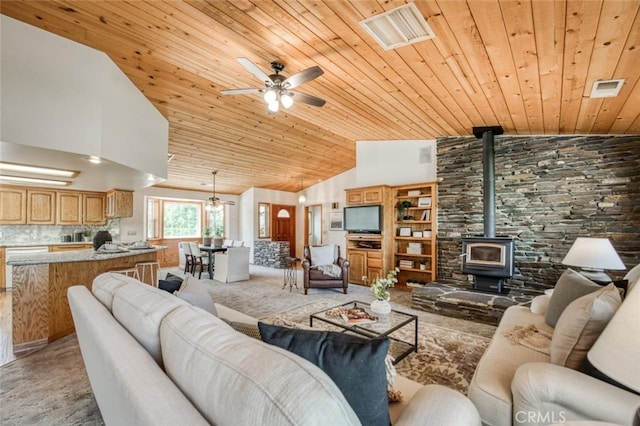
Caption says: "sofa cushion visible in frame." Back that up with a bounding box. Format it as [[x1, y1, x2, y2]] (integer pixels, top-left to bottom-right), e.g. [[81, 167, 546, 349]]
[[623, 263, 640, 293], [112, 281, 187, 367], [258, 322, 391, 426], [160, 307, 360, 426], [551, 283, 621, 369], [468, 305, 551, 426], [92, 272, 138, 311], [545, 269, 601, 327], [174, 276, 218, 316]]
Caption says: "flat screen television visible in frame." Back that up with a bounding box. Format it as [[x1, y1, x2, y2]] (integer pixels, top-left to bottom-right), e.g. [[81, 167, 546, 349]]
[[343, 205, 382, 233]]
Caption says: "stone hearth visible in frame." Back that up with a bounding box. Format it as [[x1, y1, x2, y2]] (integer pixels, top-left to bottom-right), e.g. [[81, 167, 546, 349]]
[[411, 283, 534, 325]]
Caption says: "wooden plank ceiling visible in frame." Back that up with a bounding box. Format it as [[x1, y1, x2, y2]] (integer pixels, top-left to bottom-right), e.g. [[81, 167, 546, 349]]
[[2, 1, 639, 194]]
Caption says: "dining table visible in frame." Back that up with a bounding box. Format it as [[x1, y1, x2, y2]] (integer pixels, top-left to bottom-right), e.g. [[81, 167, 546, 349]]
[[198, 245, 228, 279]]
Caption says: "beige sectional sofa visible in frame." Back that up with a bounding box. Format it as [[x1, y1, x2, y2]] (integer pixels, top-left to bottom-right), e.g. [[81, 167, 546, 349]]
[[468, 269, 640, 426], [68, 272, 481, 425]]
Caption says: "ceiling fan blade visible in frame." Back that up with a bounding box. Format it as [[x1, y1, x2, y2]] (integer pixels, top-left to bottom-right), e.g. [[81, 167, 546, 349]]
[[237, 57, 273, 85], [283, 66, 323, 89], [290, 91, 326, 107], [221, 88, 264, 95], [223, 200, 236, 206]]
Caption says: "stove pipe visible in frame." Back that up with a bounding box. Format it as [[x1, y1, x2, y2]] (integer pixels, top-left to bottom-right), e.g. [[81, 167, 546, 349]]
[[472, 126, 504, 238]]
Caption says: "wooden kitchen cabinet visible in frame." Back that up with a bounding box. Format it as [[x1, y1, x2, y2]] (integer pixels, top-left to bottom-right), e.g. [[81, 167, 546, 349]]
[[106, 189, 133, 218], [0, 187, 27, 224], [27, 189, 56, 225], [0, 247, 5, 290], [49, 244, 92, 252], [56, 191, 83, 225], [83, 193, 106, 225]]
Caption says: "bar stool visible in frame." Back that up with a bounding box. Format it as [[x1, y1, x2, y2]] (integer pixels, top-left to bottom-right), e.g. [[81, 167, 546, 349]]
[[110, 268, 140, 280], [136, 261, 160, 287]]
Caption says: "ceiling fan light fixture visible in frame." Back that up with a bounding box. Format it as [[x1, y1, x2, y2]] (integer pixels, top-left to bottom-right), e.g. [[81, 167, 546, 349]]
[[264, 89, 277, 103], [281, 93, 294, 108], [268, 100, 279, 112]]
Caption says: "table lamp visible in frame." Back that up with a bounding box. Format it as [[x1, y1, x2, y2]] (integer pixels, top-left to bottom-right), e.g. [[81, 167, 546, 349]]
[[561, 237, 626, 284]]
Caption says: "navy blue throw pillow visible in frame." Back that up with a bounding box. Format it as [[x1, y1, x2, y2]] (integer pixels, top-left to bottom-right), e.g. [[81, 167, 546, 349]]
[[158, 273, 183, 293], [258, 322, 390, 426]]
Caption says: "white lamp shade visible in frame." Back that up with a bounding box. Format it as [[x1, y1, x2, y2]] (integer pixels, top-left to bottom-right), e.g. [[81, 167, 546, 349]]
[[587, 282, 640, 393], [561, 237, 626, 271]]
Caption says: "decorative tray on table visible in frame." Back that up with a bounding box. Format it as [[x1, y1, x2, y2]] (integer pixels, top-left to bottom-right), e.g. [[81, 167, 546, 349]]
[[325, 306, 378, 324]]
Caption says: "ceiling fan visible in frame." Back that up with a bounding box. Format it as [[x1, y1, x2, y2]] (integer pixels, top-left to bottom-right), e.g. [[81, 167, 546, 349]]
[[205, 171, 235, 211], [221, 57, 326, 112]]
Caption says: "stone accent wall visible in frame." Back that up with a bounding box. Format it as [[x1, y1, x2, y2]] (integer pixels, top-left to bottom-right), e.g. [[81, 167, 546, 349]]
[[436, 135, 640, 291], [253, 240, 290, 268]]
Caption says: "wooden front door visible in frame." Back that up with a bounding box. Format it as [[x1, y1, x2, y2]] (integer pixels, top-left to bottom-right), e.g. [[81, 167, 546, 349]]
[[272, 204, 296, 256]]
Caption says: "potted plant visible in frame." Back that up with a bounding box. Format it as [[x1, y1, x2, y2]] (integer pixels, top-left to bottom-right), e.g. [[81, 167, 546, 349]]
[[83, 228, 93, 242], [203, 227, 212, 246], [363, 268, 399, 315], [419, 258, 427, 270], [397, 200, 413, 221]]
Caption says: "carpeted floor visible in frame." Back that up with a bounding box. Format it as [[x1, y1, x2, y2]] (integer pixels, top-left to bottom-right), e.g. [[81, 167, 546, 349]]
[[0, 265, 495, 424]]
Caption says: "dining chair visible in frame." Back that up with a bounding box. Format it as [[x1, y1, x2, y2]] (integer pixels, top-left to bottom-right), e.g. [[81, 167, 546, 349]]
[[189, 242, 209, 279], [181, 242, 194, 274]]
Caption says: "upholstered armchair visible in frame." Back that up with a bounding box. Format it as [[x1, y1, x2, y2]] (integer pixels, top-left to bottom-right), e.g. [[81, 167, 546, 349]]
[[302, 244, 350, 295]]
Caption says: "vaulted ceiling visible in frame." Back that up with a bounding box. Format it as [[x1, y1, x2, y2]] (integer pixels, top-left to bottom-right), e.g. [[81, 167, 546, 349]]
[[2, 1, 639, 194]]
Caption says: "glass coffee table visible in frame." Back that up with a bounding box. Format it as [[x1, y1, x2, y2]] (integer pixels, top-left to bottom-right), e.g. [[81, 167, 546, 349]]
[[310, 301, 418, 364]]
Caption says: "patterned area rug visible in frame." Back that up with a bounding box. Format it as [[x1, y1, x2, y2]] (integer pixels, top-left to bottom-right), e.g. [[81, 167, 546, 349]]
[[260, 299, 490, 394]]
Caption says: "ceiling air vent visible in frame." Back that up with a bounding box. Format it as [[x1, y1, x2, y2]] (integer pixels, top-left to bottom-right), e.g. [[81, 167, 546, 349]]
[[360, 3, 435, 50], [590, 79, 625, 98]]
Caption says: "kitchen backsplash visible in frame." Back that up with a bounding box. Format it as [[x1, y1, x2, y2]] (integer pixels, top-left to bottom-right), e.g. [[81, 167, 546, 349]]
[[1, 222, 120, 245]]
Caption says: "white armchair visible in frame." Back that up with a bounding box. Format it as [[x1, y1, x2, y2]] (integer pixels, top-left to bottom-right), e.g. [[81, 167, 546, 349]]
[[213, 246, 250, 283]]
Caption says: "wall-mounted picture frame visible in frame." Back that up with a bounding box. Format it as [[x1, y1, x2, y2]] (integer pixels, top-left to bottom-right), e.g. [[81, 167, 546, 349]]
[[399, 227, 412, 237], [418, 196, 432, 207], [329, 212, 343, 231]]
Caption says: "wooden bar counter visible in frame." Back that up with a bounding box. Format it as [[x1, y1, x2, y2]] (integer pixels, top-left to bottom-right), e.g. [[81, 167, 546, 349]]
[[7, 246, 165, 354]]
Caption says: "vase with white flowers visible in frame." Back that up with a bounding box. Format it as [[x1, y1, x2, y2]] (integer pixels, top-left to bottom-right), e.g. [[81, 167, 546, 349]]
[[363, 268, 399, 315]]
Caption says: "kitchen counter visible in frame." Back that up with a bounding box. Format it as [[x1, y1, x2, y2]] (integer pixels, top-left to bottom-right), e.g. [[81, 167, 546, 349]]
[[10, 245, 165, 355], [0, 241, 94, 248], [7, 246, 164, 265]]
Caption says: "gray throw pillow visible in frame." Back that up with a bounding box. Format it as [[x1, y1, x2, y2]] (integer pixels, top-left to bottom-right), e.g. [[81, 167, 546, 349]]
[[174, 276, 218, 317], [545, 269, 601, 327]]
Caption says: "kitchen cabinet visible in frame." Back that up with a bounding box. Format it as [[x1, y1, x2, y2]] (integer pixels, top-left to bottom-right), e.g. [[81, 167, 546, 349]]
[[106, 189, 133, 218], [56, 191, 83, 225], [27, 189, 56, 225], [345, 185, 386, 206], [0, 247, 5, 289], [83, 193, 106, 225], [0, 187, 27, 224]]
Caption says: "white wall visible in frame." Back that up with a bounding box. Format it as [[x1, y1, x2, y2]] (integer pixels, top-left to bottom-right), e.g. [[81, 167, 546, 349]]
[[1, 15, 168, 180], [356, 140, 437, 187]]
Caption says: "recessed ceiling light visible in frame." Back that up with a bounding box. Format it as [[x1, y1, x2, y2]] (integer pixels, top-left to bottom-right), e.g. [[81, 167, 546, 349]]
[[0, 161, 78, 178], [88, 156, 102, 164], [0, 175, 71, 186], [590, 79, 625, 98]]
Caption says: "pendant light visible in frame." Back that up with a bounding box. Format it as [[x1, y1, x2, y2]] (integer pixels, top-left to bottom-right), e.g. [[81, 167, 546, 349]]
[[298, 178, 306, 205]]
